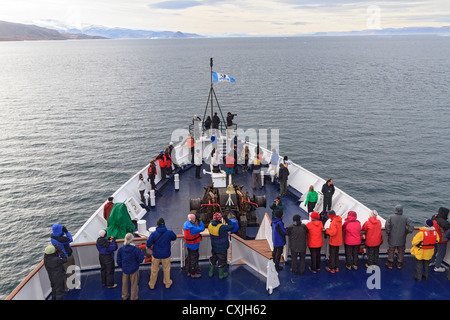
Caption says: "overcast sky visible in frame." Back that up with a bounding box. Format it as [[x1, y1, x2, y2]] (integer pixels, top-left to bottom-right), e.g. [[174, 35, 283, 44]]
[[0, 0, 449, 35]]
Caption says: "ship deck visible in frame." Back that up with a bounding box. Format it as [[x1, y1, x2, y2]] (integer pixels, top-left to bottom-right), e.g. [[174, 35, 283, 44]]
[[59, 164, 449, 301], [140, 162, 309, 237]]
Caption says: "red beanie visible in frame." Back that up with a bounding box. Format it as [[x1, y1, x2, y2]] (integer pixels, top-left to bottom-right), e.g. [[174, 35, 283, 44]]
[[311, 212, 320, 220]]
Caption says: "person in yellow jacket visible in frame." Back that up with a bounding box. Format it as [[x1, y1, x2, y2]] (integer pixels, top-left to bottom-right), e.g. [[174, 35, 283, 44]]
[[411, 219, 440, 281]]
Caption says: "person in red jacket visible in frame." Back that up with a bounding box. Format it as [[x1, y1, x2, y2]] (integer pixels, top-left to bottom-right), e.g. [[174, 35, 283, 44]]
[[155, 151, 167, 180], [362, 210, 383, 268], [164, 147, 173, 176], [325, 210, 342, 273], [343, 211, 361, 270], [103, 197, 114, 221], [306, 211, 323, 273]]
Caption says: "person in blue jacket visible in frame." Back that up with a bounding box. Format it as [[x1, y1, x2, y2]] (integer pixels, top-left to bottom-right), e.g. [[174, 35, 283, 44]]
[[50, 223, 75, 291], [147, 218, 177, 289], [96, 229, 117, 288], [183, 213, 205, 278], [117, 233, 144, 300], [272, 210, 287, 271]]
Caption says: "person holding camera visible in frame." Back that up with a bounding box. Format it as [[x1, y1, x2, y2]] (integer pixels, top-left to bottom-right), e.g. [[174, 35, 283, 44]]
[[226, 112, 236, 138], [270, 197, 285, 220], [183, 213, 205, 278], [50, 223, 75, 291], [96, 229, 118, 288]]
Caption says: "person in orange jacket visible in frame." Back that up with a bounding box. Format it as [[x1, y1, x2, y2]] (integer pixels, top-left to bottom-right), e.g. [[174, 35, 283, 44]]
[[325, 210, 342, 273], [362, 210, 383, 268], [306, 211, 323, 273]]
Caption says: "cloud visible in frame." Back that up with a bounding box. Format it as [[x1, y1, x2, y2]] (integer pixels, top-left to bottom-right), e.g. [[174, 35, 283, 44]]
[[149, 0, 202, 10]]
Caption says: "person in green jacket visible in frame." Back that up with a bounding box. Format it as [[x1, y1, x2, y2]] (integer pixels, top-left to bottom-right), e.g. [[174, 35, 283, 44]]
[[270, 197, 285, 219], [304, 185, 318, 213]]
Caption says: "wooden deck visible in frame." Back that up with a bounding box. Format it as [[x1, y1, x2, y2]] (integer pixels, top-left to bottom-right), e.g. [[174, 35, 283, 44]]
[[244, 239, 283, 262]]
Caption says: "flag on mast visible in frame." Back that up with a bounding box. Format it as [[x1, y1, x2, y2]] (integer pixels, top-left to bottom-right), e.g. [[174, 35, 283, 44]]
[[212, 71, 235, 83]]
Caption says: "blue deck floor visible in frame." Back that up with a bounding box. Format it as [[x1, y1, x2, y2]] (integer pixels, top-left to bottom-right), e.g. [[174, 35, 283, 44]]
[[141, 163, 308, 236], [62, 254, 449, 300]]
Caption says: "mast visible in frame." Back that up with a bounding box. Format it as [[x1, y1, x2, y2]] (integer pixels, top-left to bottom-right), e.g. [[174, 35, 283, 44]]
[[203, 57, 226, 133], [210, 57, 214, 120]]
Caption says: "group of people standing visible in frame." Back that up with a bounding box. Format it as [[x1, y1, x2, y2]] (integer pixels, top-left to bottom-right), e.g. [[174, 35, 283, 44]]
[[43, 210, 238, 300], [270, 203, 450, 283], [43, 203, 449, 300]]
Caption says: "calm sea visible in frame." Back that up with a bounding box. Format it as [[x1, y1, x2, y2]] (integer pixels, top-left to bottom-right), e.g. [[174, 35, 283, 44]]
[[0, 36, 449, 299]]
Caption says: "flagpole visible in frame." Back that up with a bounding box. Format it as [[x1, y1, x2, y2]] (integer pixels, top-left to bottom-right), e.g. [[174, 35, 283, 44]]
[[210, 57, 214, 120]]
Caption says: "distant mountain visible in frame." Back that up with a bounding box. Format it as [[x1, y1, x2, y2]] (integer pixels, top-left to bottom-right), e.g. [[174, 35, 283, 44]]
[[0, 20, 107, 41], [33, 20, 203, 39], [305, 26, 450, 36], [69, 26, 202, 39]]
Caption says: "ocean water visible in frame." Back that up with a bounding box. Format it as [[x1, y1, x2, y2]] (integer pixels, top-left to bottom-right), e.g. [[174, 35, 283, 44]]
[[0, 36, 449, 299]]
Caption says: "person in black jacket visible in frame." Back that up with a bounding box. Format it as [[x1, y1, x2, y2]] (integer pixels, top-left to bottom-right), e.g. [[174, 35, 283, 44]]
[[44, 244, 67, 300], [96, 229, 118, 288], [278, 157, 290, 197], [212, 112, 221, 137], [321, 179, 335, 212], [204, 116, 212, 131], [286, 214, 308, 274], [430, 207, 450, 272]]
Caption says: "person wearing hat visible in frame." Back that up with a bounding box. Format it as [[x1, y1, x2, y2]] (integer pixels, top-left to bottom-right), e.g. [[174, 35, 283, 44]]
[[167, 141, 179, 170], [147, 218, 177, 289], [43, 244, 67, 300], [325, 210, 342, 273], [207, 212, 235, 279], [204, 116, 212, 131], [343, 211, 361, 270], [362, 210, 383, 268], [96, 229, 117, 288], [286, 214, 307, 274], [384, 204, 414, 269], [411, 219, 440, 281], [50, 224, 75, 291], [430, 207, 450, 272], [117, 233, 144, 300], [306, 211, 324, 273]]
